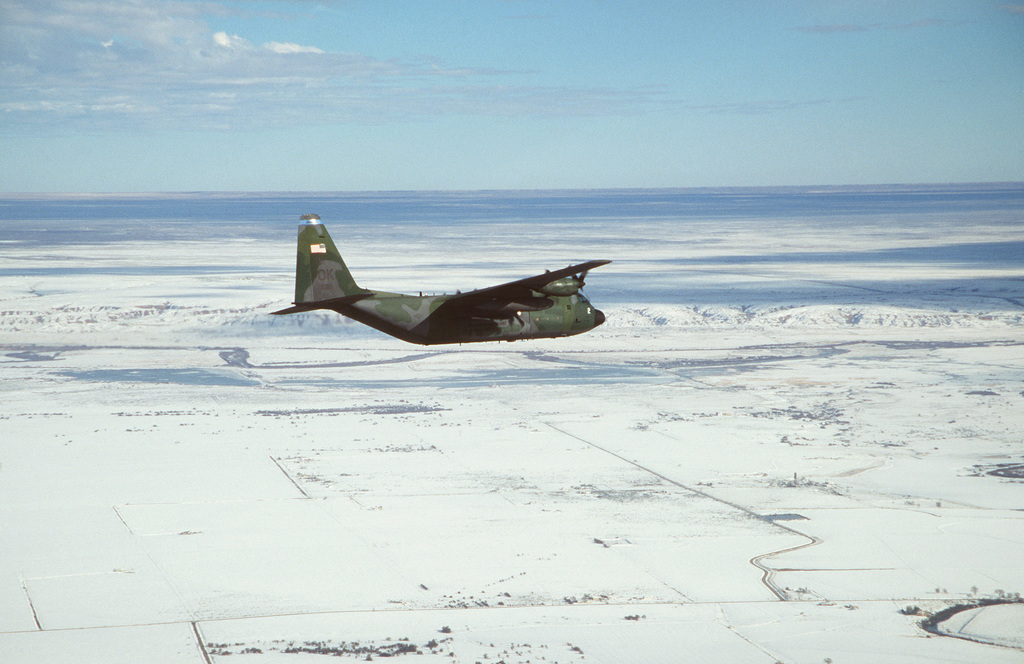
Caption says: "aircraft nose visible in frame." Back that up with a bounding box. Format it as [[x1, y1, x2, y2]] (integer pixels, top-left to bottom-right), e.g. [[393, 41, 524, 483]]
[[594, 309, 605, 327]]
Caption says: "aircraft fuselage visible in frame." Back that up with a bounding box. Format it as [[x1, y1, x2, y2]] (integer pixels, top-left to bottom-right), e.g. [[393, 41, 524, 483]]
[[335, 290, 605, 345]]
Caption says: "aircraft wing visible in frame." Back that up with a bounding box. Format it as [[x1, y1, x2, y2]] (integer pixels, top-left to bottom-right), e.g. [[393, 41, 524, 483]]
[[441, 260, 611, 310]]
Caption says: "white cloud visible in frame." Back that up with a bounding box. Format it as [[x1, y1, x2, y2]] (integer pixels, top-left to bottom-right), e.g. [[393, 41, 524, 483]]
[[213, 31, 249, 49], [0, 0, 669, 132], [263, 41, 324, 55]]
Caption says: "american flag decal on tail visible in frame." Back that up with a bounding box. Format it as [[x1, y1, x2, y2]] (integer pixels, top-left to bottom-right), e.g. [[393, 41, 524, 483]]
[[310, 244, 327, 254]]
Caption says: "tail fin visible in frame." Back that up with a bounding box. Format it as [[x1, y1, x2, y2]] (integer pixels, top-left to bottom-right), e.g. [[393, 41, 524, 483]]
[[294, 214, 366, 303]]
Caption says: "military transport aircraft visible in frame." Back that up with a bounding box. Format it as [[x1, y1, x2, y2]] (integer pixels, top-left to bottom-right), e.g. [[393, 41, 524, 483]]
[[273, 214, 609, 345]]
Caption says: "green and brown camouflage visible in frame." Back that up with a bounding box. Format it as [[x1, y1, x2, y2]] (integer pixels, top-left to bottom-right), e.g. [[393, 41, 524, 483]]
[[273, 214, 609, 345]]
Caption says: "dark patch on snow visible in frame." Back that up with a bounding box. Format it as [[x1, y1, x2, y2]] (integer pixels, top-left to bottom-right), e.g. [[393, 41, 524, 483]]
[[765, 513, 809, 521]]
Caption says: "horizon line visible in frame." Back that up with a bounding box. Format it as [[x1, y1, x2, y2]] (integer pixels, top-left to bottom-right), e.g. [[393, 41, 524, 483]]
[[2, 181, 1023, 198]]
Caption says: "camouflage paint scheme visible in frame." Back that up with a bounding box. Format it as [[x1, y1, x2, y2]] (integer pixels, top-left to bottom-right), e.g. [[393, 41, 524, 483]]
[[272, 216, 608, 345]]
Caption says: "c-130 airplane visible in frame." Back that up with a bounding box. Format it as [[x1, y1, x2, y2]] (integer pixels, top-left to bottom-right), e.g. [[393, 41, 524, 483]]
[[273, 215, 609, 345]]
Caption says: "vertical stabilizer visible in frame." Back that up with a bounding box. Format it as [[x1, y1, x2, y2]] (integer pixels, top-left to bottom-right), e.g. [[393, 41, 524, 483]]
[[294, 214, 365, 303]]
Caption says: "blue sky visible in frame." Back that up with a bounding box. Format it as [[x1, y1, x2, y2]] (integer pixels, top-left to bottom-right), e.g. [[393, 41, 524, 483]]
[[1, 0, 1022, 192]]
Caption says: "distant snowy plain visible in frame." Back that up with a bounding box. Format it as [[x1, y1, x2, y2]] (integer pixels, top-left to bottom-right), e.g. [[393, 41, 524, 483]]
[[1, 188, 1022, 662]]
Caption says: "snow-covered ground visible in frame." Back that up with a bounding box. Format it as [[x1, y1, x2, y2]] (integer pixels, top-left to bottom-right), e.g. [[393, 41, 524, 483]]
[[1, 198, 1023, 662]]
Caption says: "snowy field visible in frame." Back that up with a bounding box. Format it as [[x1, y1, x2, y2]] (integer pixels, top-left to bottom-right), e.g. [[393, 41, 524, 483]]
[[1, 188, 1023, 662]]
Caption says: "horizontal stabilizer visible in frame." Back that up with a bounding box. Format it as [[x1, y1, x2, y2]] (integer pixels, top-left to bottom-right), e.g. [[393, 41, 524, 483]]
[[271, 293, 371, 315]]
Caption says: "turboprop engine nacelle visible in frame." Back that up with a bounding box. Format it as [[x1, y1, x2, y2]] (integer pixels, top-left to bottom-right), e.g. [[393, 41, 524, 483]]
[[538, 277, 580, 296]]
